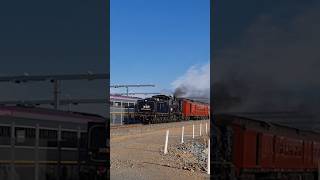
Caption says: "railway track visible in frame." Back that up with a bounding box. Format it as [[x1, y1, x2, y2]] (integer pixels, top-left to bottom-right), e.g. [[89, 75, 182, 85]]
[[110, 124, 142, 129], [110, 120, 210, 138], [110, 119, 210, 129]]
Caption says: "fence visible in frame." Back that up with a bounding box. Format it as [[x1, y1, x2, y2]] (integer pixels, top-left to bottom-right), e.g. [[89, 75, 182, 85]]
[[162, 121, 211, 174]]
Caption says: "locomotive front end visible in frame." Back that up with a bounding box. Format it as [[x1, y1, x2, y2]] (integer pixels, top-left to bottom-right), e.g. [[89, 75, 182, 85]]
[[135, 98, 156, 124]]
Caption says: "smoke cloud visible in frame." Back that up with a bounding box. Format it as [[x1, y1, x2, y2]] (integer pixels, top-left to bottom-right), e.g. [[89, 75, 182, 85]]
[[213, 2, 320, 130], [171, 63, 210, 102]]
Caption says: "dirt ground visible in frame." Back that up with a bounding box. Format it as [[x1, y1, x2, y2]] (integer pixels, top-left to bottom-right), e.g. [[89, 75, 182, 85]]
[[110, 120, 210, 180]]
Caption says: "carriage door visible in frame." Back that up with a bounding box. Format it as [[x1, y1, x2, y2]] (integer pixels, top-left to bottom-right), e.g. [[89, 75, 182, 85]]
[[87, 122, 109, 164]]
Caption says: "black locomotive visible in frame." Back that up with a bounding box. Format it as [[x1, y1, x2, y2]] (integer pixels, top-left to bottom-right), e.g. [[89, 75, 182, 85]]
[[135, 95, 181, 124]]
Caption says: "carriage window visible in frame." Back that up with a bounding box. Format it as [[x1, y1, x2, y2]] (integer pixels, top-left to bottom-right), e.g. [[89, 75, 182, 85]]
[[122, 102, 128, 108], [129, 103, 134, 108], [114, 102, 121, 107], [61, 131, 77, 148], [39, 129, 58, 147], [15, 127, 36, 146], [0, 126, 11, 145]]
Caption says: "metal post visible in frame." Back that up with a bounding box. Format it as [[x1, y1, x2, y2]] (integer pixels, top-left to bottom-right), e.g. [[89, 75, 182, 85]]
[[10, 122, 15, 180], [57, 125, 62, 180], [66, 94, 71, 111], [77, 127, 81, 180], [206, 123, 208, 134], [192, 124, 195, 139], [207, 139, 210, 175], [181, 126, 184, 144], [164, 130, 169, 154], [200, 124, 202, 136], [127, 101, 130, 124], [35, 124, 39, 180], [120, 102, 123, 125], [126, 87, 129, 97], [53, 80, 60, 110]]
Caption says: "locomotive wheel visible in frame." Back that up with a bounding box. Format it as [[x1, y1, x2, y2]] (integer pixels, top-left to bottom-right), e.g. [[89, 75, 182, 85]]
[[163, 117, 167, 123], [171, 116, 175, 122], [156, 117, 160, 123], [173, 115, 177, 122]]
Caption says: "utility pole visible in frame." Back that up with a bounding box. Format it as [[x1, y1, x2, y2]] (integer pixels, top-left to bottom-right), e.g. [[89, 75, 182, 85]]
[[0, 73, 109, 110], [110, 84, 155, 97], [126, 87, 129, 97], [0, 98, 108, 107], [118, 92, 161, 96], [53, 80, 60, 110]]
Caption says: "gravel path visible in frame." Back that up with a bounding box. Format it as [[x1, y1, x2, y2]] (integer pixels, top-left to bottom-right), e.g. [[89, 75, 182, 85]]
[[163, 137, 209, 173], [110, 120, 210, 180]]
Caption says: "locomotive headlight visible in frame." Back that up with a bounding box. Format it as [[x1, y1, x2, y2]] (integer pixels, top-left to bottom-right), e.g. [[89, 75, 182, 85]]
[[143, 105, 150, 109]]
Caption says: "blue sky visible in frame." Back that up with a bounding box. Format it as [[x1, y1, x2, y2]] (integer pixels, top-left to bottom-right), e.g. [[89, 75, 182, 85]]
[[110, 0, 210, 94], [0, 0, 108, 116]]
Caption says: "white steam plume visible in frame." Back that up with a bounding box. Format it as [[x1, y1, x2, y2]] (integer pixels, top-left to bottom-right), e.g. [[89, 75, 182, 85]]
[[171, 62, 210, 101]]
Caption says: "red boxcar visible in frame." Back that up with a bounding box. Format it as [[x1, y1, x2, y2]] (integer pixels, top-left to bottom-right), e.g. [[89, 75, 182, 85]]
[[181, 99, 209, 120], [214, 114, 320, 180]]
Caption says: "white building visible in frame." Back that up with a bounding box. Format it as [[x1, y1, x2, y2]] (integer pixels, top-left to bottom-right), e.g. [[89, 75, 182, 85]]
[[110, 94, 141, 124]]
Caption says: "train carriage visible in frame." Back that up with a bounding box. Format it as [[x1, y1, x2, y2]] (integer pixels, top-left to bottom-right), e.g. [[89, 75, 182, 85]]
[[181, 99, 210, 120], [213, 114, 320, 180], [0, 106, 109, 180]]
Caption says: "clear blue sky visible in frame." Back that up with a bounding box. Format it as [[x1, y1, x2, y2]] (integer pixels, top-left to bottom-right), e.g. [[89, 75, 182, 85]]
[[110, 0, 209, 94]]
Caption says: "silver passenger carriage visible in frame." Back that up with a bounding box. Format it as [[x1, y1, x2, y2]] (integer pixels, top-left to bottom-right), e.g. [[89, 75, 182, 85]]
[[0, 106, 108, 180]]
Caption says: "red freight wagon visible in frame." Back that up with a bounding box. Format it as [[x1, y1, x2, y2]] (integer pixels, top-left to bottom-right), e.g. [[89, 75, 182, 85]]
[[213, 114, 320, 180], [181, 99, 209, 120]]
